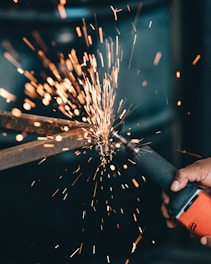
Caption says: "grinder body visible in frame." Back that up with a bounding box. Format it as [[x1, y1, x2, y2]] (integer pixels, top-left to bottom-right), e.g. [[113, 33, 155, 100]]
[[114, 133, 211, 236]]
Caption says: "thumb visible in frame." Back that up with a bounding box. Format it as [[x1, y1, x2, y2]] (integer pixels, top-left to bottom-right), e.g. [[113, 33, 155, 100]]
[[200, 236, 211, 247], [171, 158, 211, 192]]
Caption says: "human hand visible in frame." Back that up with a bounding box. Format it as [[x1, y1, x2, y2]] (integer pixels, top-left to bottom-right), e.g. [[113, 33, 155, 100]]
[[161, 157, 211, 247]]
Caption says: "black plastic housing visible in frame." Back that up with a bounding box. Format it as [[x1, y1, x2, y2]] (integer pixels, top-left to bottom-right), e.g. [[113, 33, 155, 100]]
[[119, 136, 199, 217]]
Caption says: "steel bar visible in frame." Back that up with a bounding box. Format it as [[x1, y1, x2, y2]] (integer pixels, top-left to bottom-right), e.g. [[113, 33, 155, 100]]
[[0, 127, 92, 171], [0, 110, 89, 135]]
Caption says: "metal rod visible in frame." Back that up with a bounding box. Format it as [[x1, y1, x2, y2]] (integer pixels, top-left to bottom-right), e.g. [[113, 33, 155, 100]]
[[0, 127, 92, 171], [0, 110, 89, 135]]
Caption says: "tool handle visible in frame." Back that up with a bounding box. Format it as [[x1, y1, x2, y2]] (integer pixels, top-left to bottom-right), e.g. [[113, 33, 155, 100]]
[[131, 144, 177, 191], [114, 133, 211, 235], [131, 144, 211, 236], [130, 143, 199, 216], [178, 191, 211, 236]]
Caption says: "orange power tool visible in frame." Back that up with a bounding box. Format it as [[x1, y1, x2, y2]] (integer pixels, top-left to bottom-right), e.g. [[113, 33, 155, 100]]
[[113, 132, 211, 237]]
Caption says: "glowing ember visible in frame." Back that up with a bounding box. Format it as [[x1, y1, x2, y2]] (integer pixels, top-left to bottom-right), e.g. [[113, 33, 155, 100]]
[[176, 71, 181, 78], [192, 54, 201, 65], [177, 100, 182, 107], [11, 107, 22, 117], [153, 51, 162, 65], [110, 5, 123, 21], [16, 133, 24, 142], [149, 20, 152, 28], [20, 29, 130, 166], [0, 88, 16, 103]]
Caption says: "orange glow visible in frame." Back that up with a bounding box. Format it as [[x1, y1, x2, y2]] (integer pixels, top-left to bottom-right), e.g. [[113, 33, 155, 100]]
[[176, 71, 181, 78], [177, 100, 182, 107], [99, 27, 103, 43], [23, 37, 35, 51], [51, 188, 60, 197], [57, 4, 67, 19], [0, 88, 16, 102], [132, 178, 139, 188], [153, 51, 162, 65], [16, 133, 24, 142], [11, 108, 22, 117], [192, 54, 201, 65]]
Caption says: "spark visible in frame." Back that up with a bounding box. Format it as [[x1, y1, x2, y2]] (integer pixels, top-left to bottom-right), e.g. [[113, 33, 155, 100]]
[[31, 180, 36, 187], [128, 34, 137, 69], [110, 5, 123, 21], [142, 176, 146, 182], [33, 121, 41, 128], [69, 247, 80, 258], [176, 70, 181, 78], [79, 243, 83, 253], [0, 88, 16, 102], [142, 80, 148, 87], [62, 187, 67, 194], [132, 178, 139, 188], [23, 98, 36, 111], [153, 51, 162, 65], [76, 26, 83, 37], [93, 244, 96, 254], [37, 157, 46, 165], [11, 107, 22, 117], [2, 40, 19, 59], [82, 18, 91, 47], [131, 231, 143, 253], [22, 32, 126, 165], [43, 143, 55, 148], [37, 136, 48, 141], [133, 3, 143, 31], [82, 210, 86, 219], [32, 31, 49, 53], [192, 54, 201, 65], [99, 27, 104, 43], [149, 20, 152, 28], [176, 149, 202, 158], [71, 172, 83, 186], [52, 188, 60, 197], [131, 138, 140, 144], [177, 100, 182, 107], [55, 135, 63, 142], [128, 159, 136, 165], [62, 193, 68, 200], [123, 164, 128, 170], [110, 164, 116, 171], [57, 1, 67, 20], [106, 255, 111, 263], [4, 52, 22, 69], [22, 37, 36, 51], [155, 130, 161, 134], [16, 133, 24, 142]]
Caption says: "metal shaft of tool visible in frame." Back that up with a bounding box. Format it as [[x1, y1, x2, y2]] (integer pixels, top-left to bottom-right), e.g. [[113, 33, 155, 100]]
[[0, 127, 91, 171], [0, 110, 89, 135]]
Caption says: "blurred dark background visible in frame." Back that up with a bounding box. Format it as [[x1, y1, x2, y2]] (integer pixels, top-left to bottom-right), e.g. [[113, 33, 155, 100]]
[[0, 0, 211, 263]]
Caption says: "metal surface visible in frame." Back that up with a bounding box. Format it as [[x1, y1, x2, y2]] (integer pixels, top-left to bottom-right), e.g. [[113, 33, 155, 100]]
[[0, 110, 92, 171], [0, 128, 90, 171], [0, 110, 89, 135]]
